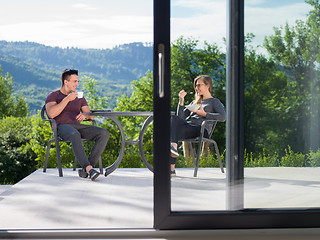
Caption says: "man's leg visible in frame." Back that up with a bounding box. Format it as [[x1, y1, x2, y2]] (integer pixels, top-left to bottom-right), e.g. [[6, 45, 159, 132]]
[[57, 124, 91, 169], [76, 125, 110, 167]]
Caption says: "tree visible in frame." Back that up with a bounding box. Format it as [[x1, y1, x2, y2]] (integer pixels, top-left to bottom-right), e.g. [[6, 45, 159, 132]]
[[263, 1, 320, 153], [171, 37, 226, 152], [0, 66, 28, 118], [171, 36, 226, 109], [81, 75, 109, 110], [244, 44, 295, 156], [0, 116, 36, 184]]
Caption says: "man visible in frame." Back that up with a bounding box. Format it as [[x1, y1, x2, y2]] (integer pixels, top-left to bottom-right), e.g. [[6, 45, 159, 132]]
[[45, 69, 109, 180]]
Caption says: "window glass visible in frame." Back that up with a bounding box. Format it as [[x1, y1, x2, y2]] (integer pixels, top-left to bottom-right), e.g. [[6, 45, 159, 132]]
[[0, 0, 153, 229], [244, 0, 319, 209], [170, 0, 319, 212], [170, 0, 227, 211]]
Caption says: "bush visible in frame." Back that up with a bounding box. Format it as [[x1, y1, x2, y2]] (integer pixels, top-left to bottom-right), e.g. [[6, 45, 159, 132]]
[[308, 149, 320, 167], [0, 116, 36, 184], [244, 149, 279, 167], [28, 113, 75, 169], [280, 146, 306, 167]]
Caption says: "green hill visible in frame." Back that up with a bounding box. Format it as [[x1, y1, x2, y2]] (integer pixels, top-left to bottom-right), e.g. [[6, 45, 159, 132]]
[[0, 41, 153, 114]]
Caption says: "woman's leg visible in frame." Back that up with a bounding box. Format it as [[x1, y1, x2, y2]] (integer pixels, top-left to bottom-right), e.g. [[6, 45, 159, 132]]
[[170, 116, 201, 172], [170, 116, 201, 143]]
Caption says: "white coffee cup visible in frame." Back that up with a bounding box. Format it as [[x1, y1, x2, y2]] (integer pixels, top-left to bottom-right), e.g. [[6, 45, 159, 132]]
[[77, 91, 84, 98]]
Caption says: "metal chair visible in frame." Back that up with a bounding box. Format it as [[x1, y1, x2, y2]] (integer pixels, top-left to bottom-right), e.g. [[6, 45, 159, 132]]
[[41, 105, 103, 177], [183, 120, 224, 177]]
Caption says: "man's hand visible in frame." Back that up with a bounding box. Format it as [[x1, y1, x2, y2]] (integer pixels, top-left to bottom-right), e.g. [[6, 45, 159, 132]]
[[76, 113, 87, 122], [66, 92, 78, 102]]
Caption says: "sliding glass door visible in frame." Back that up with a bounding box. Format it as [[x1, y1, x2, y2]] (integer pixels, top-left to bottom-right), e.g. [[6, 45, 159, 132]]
[[153, 0, 320, 229]]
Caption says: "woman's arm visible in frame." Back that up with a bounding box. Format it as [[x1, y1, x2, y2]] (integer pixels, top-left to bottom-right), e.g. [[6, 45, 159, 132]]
[[205, 98, 226, 122]]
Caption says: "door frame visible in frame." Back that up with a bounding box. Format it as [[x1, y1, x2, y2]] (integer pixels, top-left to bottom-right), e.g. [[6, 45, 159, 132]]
[[153, 0, 320, 230]]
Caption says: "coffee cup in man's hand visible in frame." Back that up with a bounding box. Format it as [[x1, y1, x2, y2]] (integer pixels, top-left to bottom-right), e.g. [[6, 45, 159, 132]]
[[77, 92, 84, 98]]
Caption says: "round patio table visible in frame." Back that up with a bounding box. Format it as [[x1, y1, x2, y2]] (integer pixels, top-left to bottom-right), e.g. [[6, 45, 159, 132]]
[[90, 110, 154, 176]]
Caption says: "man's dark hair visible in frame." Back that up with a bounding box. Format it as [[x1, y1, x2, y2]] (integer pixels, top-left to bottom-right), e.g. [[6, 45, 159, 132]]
[[61, 69, 78, 86]]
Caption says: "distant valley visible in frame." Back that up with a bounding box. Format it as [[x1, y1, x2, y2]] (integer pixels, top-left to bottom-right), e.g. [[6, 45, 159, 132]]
[[0, 41, 153, 114]]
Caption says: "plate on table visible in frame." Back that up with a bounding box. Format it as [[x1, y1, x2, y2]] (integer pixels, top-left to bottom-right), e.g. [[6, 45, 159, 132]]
[[185, 104, 200, 111], [90, 110, 112, 113]]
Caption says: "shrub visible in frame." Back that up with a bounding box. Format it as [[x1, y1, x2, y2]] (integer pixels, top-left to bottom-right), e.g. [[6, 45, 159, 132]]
[[28, 113, 75, 169], [308, 149, 320, 167], [280, 146, 306, 167], [0, 116, 36, 184]]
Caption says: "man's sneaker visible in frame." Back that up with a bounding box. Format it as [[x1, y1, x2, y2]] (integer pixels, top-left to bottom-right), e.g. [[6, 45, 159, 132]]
[[78, 168, 88, 178], [171, 170, 176, 177], [89, 169, 100, 181], [170, 145, 179, 157]]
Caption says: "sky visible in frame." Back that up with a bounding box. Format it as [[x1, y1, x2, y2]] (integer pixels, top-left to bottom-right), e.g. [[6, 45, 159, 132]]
[[0, 0, 312, 50]]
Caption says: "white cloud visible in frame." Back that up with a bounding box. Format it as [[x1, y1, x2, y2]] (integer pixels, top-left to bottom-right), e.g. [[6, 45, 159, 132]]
[[245, 2, 312, 49], [0, 0, 313, 50], [72, 3, 98, 10], [171, 0, 226, 48]]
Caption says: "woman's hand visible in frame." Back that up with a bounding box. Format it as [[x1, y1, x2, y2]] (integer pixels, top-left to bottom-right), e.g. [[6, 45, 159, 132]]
[[178, 90, 187, 105], [191, 105, 207, 117]]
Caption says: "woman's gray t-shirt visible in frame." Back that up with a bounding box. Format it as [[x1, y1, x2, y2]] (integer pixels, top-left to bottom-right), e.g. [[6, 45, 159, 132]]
[[177, 97, 226, 135]]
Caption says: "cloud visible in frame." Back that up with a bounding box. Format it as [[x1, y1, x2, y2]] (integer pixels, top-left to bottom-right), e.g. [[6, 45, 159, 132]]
[[245, 2, 312, 49], [72, 3, 98, 11], [171, 0, 226, 48], [0, 0, 313, 50]]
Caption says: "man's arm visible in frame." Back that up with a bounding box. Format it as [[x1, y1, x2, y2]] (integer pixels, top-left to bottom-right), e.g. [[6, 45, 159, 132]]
[[81, 105, 94, 120], [46, 92, 77, 119]]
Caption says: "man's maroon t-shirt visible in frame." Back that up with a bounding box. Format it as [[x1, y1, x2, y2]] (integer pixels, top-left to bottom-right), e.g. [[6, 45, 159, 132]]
[[45, 90, 89, 125]]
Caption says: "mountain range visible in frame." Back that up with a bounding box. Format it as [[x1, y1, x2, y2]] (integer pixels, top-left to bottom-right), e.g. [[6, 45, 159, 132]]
[[0, 40, 153, 114]]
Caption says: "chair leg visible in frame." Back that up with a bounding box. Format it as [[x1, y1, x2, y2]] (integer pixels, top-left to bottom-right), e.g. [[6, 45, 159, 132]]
[[43, 141, 52, 173], [98, 157, 103, 174], [188, 142, 196, 165], [73, 157, 77, 171], [55, 140, 63, 177], [213, 140, 224, 173], [193, 140, 203, 177]]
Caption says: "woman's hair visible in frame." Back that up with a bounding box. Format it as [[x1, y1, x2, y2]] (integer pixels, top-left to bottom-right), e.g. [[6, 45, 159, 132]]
[[193, 75, 213, 104]]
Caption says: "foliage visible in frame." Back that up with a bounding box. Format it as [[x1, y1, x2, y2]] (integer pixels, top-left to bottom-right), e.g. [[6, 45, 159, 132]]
[[280, 146, 306, 167], [0, 66, 28, 118], [244, 43, 299, 156], [0, 41, 152, 114], [0, 117, 36, 184], [28, 113, 75, 169], [81, 75, 109, 110], [171, 36, 226, 109], [112, 72, 154, 168], [171, 37, 226, 152], [263, 1, 320, 153]]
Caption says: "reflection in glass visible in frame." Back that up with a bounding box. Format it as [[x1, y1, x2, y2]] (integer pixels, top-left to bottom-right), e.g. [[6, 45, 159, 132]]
[[170, 0, 227, 211], [170, 0, 320, 212], [244, 0, 320, 209]]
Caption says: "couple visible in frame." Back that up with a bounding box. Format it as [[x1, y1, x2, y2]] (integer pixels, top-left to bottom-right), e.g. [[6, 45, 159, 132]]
[[170, 75, 226, 176], [46, 70, 225, 180]]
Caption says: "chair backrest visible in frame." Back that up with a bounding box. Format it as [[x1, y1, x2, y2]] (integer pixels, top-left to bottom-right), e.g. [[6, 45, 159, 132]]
[[41, 105, 48, 121], [207, 121, 218, 139], [41, 104, 59, 138]]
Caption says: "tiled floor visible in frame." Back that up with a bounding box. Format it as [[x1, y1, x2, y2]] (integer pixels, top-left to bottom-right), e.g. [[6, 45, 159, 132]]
[[1, 167, 320, 239]]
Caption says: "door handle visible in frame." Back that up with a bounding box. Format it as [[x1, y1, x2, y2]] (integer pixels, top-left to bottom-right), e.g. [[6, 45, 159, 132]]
[[158, 44, 165, 98]]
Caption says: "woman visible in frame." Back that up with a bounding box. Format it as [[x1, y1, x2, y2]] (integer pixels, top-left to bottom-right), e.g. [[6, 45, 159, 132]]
[[170, 75, 226, 176]]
